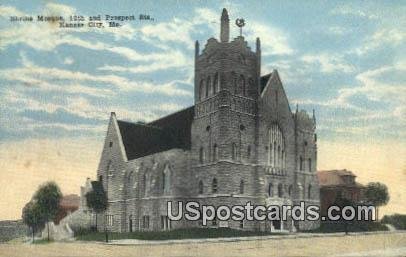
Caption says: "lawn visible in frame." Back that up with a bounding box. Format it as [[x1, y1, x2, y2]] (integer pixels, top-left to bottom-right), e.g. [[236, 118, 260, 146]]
[[75, 227, 277, 241]]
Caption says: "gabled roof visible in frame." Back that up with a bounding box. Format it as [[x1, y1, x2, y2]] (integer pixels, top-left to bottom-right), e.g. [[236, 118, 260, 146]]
[[116, 106, 194, 160], [317, 169, 361, 187], [260, 72, 273, 93]]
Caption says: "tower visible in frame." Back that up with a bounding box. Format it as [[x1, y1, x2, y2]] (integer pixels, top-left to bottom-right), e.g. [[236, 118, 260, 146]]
[[191, 9, 262, 230]]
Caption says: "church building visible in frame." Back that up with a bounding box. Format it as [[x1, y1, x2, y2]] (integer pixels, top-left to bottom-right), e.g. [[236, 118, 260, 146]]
[[92, 8, 320, 232]]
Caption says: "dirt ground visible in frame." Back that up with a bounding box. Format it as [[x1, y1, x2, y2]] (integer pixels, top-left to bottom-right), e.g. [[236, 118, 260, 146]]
[[0, 232, 405, 257]]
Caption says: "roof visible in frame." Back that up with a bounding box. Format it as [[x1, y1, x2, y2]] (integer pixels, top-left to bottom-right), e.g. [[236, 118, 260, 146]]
[[59, 194, 80, 209], [317, 169, 360, 187], [260, 72, 273, 93], [117, 106, 194, 160]]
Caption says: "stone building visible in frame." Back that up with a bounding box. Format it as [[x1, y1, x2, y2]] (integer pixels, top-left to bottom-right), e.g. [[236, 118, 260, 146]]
[[91, 8, 320, 232], [318, 169, 365, 216]]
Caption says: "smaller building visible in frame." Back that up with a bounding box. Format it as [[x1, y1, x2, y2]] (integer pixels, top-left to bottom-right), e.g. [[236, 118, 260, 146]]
[[317, 169, 365, 215], [55, 194, 80, 224]]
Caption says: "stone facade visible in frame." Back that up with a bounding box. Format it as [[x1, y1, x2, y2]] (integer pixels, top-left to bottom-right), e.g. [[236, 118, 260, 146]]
[[92, 8, 320, 233]]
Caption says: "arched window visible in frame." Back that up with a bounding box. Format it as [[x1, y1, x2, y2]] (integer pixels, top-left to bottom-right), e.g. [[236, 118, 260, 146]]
[[308, 158, 312, 172], [248, 78, 254, 97], [278, 183, 283, 197], [277, 145, 281, 167], [273, 142, 276, 166], [198, 180, 204, 194], [268, 183, 273, 197], [199, 79, 204, 100], [163, 165, 171, 194], [239, 75, 245, 96], [231, 143, 237, 160], [268, 143, 272, 164], [299, 156, 303, 171], [212, 178, 218, 193], [281, 150, 285, 168], [199, 147, 204, 164], [107, 161, 114, 176], [247, 145, 251, 160], [288, 185, 292, 196], [239, 180, 244, 194], [213, 144, 218, 161], [205, 76, 211, 97], [213, 73, 219, 94], [231, 72, 237, 94], [142, 173, 147, 197], [308, 184, 312, 199]]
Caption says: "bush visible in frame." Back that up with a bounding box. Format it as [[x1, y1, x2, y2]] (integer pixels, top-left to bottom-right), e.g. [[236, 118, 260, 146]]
[[381, 214, 406, 230], [308, 221, 388, 233], [76, 228, 279, 241]]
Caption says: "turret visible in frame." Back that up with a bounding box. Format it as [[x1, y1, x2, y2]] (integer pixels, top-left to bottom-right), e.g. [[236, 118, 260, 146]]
[[220, 8, 230, 43]]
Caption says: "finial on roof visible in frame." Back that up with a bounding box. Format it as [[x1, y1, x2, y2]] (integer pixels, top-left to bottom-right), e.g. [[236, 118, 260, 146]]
[[220, 8, 230, 43], [296, 104, 299, 113], [312, 109, 316, 123]]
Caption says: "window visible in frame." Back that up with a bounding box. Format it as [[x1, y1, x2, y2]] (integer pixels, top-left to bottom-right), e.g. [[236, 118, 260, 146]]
[[199, 147, 204, 164], [268, 183, 273, 197], [288, 185, 292, 196], [109, 141, 113, 147], [198, 180, 204, 194], [278, 183, 283, 197], [206, 76, 211, 97], [239, 220, 244, 229], [212, 178, 218, 193], [106, 215, 114, 226], [213, 144, 218, 161], [199, 79, 205, 100], [107, 161, 114, 176], [163, 165, 171, 194], [212, 219, 217, 226], [308, 158, 312, 172], [247, 145, 251, 159], [239, 180, 244, 194], [277, 145, 281, 167], [308, 185, 312, 199], [299, 156, 303, 171], [213, 73, 219, 94], [142, 174, 146, 197], [99, 175, 103, 182], [142, 216, 150, 229], [232, 143, 237, 160], [239, 75, 246, 96], [232, 72, 237, 94]]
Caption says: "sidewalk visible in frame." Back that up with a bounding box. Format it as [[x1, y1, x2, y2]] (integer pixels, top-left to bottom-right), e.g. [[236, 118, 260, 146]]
[[106, 230, 406, 246]]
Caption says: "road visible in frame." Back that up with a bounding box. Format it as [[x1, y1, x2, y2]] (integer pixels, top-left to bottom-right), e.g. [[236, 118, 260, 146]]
[[0, 232, 405, 257]]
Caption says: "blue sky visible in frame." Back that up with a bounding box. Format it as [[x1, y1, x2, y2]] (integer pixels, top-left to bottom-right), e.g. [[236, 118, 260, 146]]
[[0, 0, 405, 143], [0, 1, 406, 220]]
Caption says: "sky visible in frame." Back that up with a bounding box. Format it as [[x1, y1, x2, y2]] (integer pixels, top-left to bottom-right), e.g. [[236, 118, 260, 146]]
[[0, 0, 405, 220]]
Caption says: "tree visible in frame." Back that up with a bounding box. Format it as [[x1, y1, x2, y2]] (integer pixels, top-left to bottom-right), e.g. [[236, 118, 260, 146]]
[[33, 181, 62, 241], [333, 196, 355, 234], [22, 201, 44, 242], [85, 181, 108, 242], [365, 182, 389, 221]]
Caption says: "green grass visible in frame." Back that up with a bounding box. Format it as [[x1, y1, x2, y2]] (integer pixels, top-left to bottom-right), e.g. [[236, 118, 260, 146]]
[[32, 239, 54, 244], [307, 221, 388, 233], [75, 228, 279, 241]]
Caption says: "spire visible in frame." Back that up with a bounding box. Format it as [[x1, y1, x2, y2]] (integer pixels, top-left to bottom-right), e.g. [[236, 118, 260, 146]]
[[220, 8, 230, 43], [195, 40, 199, 59], [312, 109, 316, 124]]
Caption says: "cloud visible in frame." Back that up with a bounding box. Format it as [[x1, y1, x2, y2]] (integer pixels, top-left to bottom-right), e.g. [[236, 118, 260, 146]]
[[330, 5, 378, 20], [63, 57, 74, 65], [247, 22, 293, 56], [1, 56, 192, 97], [301, 53, 355, 73], [353, 28, 405, 55]]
